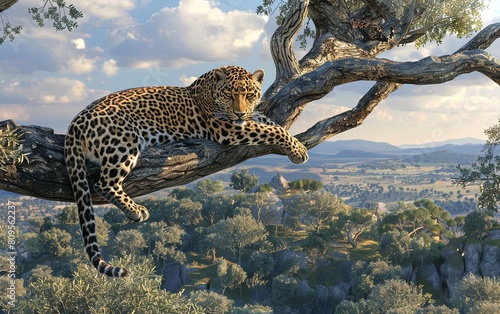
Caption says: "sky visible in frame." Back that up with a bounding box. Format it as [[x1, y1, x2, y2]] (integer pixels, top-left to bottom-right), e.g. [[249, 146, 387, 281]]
[[0, 0, 499, 147]]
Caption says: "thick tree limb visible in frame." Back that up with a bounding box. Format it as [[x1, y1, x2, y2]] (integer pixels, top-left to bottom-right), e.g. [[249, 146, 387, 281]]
[[270, 0, 308, 80], [456, 23, 500, 53], [262, 49, 500, 128], [0, 120, 290, 203], [308, 0, 352, 42]]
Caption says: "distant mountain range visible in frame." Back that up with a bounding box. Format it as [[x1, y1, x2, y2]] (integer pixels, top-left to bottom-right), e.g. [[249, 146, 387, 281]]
[[398, 137, 485, 148], [239, 138, 484, 170], [309, 138, 485, 156]]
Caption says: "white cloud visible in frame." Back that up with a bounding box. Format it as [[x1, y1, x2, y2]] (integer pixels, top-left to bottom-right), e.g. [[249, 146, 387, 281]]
[[78, 0, 136, 24], [1, 77, 87, 104], [109, 0, 267, 67], [388, 76, 500, 115], [179, 75, 197, 86], [290, 103, 352, 134], [102, 59, 119, 76], [481, 2, 500, 24], [259, 36, 272, 60], [0, 104, 30, 122], [64, 56, 96, 74], [0, 39, 59, 74], [0, 21, 96, 74], [72, 39, 86, 50], [374, 106, 394, 121]]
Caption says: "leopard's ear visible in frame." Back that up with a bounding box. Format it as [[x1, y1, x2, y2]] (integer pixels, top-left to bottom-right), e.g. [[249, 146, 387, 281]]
[[252, 69, 265, 84], [214, 68, 227, 82]]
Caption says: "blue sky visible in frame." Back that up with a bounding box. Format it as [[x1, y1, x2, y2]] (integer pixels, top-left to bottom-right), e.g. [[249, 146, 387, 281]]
[[0, 0, 499, 146]]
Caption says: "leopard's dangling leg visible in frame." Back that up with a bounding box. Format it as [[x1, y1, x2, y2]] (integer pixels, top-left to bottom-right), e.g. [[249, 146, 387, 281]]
[[93, 144, 150, 222], [65, 127, 127, 277]]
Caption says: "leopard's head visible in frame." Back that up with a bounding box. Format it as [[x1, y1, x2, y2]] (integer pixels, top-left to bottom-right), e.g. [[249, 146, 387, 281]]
[[212, 66, 264, 126]]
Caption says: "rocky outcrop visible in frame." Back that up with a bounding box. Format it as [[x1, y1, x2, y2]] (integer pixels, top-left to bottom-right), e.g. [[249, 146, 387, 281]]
[[463, 241, 482, 275], [440, 252, 464, 304], [270, 173, 289, 193], [422, 262, 441, 294], [162, 263, 187, 292], [251, 193, 284, 225], [439, 230, 500, 305], [479, 244, 500, 277]]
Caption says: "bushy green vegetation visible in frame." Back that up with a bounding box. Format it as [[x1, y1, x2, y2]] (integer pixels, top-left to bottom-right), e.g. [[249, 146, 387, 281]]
[[1, 171, 498, 313]]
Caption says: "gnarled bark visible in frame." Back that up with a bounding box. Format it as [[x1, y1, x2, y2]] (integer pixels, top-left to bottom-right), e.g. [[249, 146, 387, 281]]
[[0, 0, 499, 202]]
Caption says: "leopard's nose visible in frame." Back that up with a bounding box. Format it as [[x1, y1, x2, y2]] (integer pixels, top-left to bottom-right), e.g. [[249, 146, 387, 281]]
[[233, 110, 247, 118]]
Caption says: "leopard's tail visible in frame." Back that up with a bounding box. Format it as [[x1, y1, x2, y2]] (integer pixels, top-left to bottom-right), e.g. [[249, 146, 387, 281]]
[[65, 128, 127, 277]]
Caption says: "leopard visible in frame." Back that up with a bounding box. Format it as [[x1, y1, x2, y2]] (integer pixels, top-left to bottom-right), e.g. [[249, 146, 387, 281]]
[[64, 65, 309, 277]]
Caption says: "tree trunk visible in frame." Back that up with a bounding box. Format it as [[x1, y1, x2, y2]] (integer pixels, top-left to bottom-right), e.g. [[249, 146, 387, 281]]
[[0, 1, 499, 202], [347, 233, 358, 249]]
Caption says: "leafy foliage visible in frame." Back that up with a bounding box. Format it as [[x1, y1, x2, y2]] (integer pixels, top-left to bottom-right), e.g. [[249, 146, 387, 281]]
[[329, 207, 373, 249], [188, 290, 233, 314], [451, 274, 500, 313], [455, 119, 500, 212], [28, 0, 82, 31], [217, 258, 247, 294], [2, 172, 497, 312], [206, 213, 268, 264], [111, 229, 147, 258], [271, 274, 297, 305], [256, 0, 314, 49], [1, 1, 82, 45], [416, 0, 486, 47], [336, 279, 430, 314], [15, 260, 201, 313], [257, 0, 487, 47], [195, 178, 224, 196], [233, 304, 273, 314], [0, 20, 22, 45], [248, 251, 275, 278], [379, 230, 411, 264], [286, 190, 347, 232], [38, 227, 73, 258], [57, 206, 79, 225], [288, 178, 323, 192], [230, 169, 259, 192], [150, 224, 187, 268], [0, 124, 29, 172], [256, 182, 273, 193], [462, 210, 496, 240], [350, 260, 403, 301], [410, 233, 440, 267]]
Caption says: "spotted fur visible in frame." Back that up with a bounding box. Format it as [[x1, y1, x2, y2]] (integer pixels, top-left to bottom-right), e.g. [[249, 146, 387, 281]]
[[64, 65, 308, 277]]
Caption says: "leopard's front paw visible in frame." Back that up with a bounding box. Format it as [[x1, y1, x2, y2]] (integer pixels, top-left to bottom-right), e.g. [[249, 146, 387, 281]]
[[126, 204, 150, 222], [287, 142, 309, 164]]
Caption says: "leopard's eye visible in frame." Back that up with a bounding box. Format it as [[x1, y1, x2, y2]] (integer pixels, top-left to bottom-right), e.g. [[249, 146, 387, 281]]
[[247, 94, 257, 102], [223, 90, 233, 98]]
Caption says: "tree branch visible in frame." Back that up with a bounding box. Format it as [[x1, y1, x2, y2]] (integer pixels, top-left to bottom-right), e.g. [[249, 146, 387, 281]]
[[299, 34, 371, 72], [323, 50, 500, 85], [263, 48, 500, 128], [308, 0, 352, 41], [296, 81, 401, 148], [361, 0, 395, 20], [0, 120, 289, 203], [270, 0, 308, 80], [456, 23, 500, 53]]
